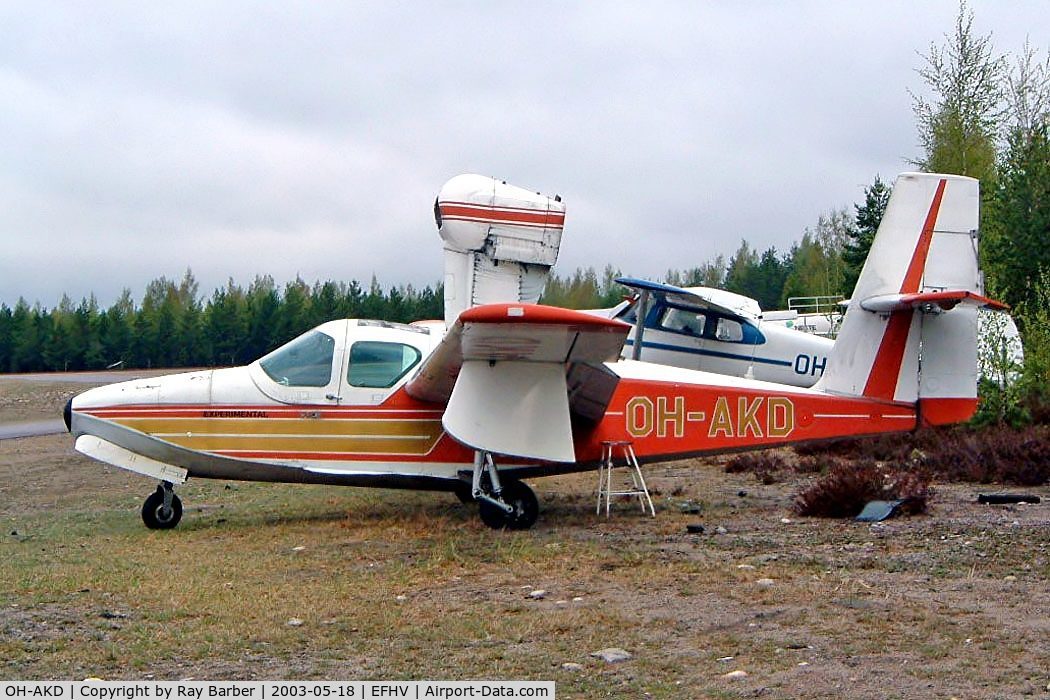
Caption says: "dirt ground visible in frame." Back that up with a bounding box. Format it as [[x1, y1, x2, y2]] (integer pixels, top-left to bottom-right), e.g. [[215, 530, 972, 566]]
[[0, 378, 1048, 697]]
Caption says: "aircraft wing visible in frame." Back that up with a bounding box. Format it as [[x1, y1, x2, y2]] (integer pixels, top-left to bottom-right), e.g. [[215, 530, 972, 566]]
[[405, 303, 629, 462], [615, 277, 762, 318]]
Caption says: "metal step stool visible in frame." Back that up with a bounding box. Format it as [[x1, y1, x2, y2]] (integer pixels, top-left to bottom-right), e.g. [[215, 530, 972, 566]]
[[597, 440, 655, 517]]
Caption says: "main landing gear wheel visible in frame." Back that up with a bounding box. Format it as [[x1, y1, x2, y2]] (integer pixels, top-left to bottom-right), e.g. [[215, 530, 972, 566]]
[[453, 483, 476, 505], [479, 480, 538, 531], [141, 483, 183, 529]]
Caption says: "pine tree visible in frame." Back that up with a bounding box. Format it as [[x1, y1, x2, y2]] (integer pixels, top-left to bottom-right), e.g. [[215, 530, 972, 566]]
[[985, 124, 1050, 310], [723, 241, 760, 299], [842, 176, 892, 294]]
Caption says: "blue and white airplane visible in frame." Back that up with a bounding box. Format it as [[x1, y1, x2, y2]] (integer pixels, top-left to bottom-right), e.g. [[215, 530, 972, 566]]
[[604, 278, 833, 388]]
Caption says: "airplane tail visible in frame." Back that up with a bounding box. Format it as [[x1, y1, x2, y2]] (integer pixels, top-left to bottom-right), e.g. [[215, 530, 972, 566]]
[[815, 172, 1006, 426]]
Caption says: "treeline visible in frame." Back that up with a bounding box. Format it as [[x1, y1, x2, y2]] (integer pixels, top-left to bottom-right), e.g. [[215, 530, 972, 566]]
[[0, 274, 442, 373], [1, 5, 1047, 391], [540, 194, 882, 314]]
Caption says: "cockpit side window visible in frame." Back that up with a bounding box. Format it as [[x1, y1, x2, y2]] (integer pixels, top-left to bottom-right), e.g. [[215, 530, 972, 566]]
[[259, 331, 336, 387], [715, 318, 744, 342], [658, 307, 708, 336], [348, 341, 422, 388]]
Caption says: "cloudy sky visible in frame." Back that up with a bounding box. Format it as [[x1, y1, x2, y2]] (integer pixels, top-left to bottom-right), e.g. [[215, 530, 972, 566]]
[[1, 1, 1047, 308]]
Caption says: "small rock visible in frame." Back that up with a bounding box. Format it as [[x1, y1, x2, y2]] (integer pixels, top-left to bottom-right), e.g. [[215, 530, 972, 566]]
[[528, 589, 547, 600], [717, 656, 734, 663], [395, 595, 407, 602], [756, 578, 775, 588], [286, 618, 304, 627], [798, 662, 809, 667], [737, 490, 748, 497], [555, 600, 568, 606], [722, 670, 748, 680], [560, 662, 584, 672], [780, 517, 792, 524], [572, 596, 584, 602], [686, 524, 705, 534], [679, 501, 703, 514], [291, 546, 305, 552], [715, 526, 728, 535], [736, 564, 756, 570], [100, 611, 128, 620], [1003, 575, 1017, 582], [590, 647, 632, 663]]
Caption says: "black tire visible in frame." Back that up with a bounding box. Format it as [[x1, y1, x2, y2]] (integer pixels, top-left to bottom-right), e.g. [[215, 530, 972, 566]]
[[141, 490, 183, 529], [478, 480, 539, 530], [453, 484, 476, 505]]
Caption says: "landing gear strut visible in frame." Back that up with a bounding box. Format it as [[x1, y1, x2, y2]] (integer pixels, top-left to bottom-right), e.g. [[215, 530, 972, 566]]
[[471, 451, 539, 530], [141, 481, 183, 529]]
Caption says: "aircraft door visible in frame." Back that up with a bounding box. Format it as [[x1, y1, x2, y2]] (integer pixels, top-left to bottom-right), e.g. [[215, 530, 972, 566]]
[[642, 305, 708, 371], [251, 322, 350, 405], [337, 339, 424, 406], [699, 315, 750, 376]]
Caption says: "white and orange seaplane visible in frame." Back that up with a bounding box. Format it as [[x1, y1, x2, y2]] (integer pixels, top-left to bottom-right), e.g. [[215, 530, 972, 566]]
[[65, 172, 1005, 530]]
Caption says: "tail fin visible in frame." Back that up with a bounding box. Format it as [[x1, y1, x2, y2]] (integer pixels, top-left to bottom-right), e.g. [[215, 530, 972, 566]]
[[817, 172, 1003, 425]]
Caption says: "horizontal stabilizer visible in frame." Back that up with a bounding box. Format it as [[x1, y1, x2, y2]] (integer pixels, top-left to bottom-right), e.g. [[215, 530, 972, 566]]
[[860, 290, 1008, 313]]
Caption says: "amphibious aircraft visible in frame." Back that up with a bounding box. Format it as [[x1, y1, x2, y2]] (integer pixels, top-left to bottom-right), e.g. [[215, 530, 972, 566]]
[[66, 172, 1005, 530]]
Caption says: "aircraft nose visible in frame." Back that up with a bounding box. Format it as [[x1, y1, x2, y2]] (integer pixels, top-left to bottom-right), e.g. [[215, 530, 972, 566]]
[[63, 398, 72, 433]]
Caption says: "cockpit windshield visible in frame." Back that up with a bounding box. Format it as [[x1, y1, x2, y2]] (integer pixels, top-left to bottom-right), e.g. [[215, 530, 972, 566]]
[[259, 330, 336, 387]]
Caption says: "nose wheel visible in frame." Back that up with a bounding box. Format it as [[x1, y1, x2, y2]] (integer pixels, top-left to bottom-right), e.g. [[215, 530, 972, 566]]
[[141, 482, 183, 529]]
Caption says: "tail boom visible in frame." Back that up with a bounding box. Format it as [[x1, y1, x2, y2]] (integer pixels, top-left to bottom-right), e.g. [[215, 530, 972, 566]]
[[577, 364, 917, 463]]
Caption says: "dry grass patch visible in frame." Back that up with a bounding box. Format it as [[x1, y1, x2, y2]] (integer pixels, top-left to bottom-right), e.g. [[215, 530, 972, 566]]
[[1, 432, 1048, 697]]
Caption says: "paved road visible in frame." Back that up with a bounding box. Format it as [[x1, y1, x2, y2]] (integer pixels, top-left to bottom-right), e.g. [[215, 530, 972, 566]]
[[0, 419, 67, 440], [0, 371, 162, 384], [0, 369, 200, 440]]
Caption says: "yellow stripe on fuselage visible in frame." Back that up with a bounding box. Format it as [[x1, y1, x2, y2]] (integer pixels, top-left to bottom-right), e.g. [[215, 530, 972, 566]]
[[108, 417, 444, 456]]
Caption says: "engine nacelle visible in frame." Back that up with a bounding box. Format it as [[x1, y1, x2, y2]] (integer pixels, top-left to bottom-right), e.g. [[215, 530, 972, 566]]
[[436, 174, 565, 325]]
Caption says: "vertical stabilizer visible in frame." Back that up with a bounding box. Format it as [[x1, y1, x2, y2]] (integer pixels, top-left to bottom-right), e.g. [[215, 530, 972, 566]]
[[436, 174, 564, 325], [817, 173, 988, 424]]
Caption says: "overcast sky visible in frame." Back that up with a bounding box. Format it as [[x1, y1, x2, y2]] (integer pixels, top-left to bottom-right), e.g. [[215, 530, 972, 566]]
[[1, 1, 1047, 309]]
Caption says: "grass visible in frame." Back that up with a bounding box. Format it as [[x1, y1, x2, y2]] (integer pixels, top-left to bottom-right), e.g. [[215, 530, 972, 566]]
[[0, 432, 1048, 697]]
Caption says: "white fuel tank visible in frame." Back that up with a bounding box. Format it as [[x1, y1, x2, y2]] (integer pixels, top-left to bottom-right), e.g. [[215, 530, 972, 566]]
[[436, 174, 565, 325]]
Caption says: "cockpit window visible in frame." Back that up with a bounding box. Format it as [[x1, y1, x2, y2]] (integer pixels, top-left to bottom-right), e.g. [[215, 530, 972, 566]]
[[259, 331, 336, 387], [348, 341, 422, 388]]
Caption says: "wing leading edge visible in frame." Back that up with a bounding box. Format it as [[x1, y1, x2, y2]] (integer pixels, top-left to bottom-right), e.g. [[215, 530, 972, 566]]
[[405, 303, 630, 462]]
